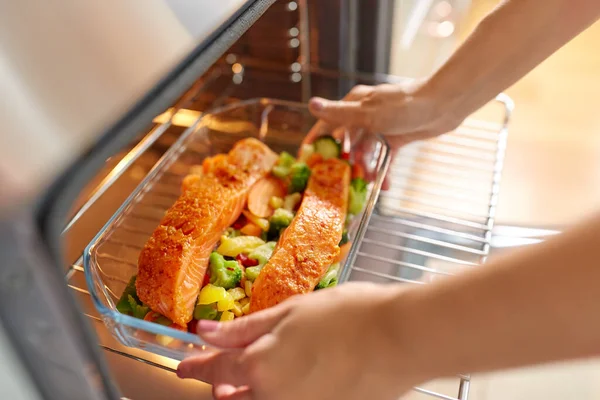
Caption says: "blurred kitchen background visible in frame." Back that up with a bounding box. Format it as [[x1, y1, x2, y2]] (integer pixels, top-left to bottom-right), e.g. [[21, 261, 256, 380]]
[[393, 0, 600, 229], [392, 0, 600, 399], [462, 1, 600, 229]]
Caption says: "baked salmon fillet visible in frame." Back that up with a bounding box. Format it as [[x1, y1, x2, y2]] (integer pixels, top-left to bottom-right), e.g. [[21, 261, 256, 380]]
[[250, 158, 350, 312], [136, 138, 277, 326]]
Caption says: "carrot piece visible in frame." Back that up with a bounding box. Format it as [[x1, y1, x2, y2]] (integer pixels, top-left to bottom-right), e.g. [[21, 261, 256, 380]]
[[248, 176, 286, 218], [143, 312, 157, 322], [306, 153, 324, 168], [334, 242, 352, 264], [242, 210, 270, 231], [352, 163, 365, 180], [240, 223, 263, 237]]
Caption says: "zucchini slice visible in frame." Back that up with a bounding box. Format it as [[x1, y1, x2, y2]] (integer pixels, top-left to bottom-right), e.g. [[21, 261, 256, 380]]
[[313, 135, 341, 159]]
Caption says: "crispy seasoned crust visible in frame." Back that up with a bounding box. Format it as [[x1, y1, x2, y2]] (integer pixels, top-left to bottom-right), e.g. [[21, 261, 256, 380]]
[[136, 138, 277, 326], [250, 158, 350, 312]]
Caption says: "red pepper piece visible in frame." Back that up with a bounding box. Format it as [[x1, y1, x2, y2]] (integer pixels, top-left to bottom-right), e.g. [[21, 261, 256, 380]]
[[236, 253, 259, 267], [187, 319, 199, 334], [202, 270, 211, 287], [232, 215, 247, 230]]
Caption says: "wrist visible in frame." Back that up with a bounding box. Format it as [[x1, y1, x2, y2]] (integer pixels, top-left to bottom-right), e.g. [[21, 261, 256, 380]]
[[383, 284, 468, 385], [415, 76, 469, 133], [373, 286, 440, 388]]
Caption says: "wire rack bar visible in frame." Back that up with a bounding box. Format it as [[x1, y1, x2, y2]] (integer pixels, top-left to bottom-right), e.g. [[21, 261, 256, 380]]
[[383, 184, 493, 205], [366, 226, 486, 256], [376, 204, 491, 230], [359, 238, 475, 267], [378, 192, 493, 218], [368, 214, 490, 244], [385, 170, 493, 196]]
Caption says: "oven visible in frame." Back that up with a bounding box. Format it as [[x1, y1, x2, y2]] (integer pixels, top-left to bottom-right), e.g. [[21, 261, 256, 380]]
[[0, 1, 514, 399]]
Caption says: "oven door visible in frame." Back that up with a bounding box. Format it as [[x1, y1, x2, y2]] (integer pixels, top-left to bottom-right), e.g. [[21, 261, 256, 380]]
[[0, 2, 275, 399]]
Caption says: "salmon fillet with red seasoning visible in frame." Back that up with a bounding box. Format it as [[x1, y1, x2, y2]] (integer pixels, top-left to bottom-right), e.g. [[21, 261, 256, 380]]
[[136, 138, 277, 327], [250, 158, 350, 313]]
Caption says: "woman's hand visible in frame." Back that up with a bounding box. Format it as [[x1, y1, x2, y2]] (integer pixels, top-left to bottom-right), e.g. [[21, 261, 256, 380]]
[[303, 0, 600, 165], [303, 80, 463, 150], [176, 282, 421, 400], [302, 81, 466, 190], [177, 213, 600, 399]]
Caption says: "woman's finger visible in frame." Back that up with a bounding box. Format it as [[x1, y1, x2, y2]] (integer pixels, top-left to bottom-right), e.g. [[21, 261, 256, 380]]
[[196, 304, 291, 348], [177, 350, 248, 386], [308, 98, 369, 129], [382, 176, 391, 191], [303, 86, 371, 147], [214, 384, 253, 400], [213, 383, 237, 398], [218, 388, 253, 400]]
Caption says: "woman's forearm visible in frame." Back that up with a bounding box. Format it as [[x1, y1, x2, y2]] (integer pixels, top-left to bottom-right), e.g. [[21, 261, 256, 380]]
[[393, 213, 600, 382], [425, 0, 600, 120]]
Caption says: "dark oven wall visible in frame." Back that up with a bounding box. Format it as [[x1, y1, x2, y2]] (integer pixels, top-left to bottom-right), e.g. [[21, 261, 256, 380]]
[[206, 0, 394, 103]]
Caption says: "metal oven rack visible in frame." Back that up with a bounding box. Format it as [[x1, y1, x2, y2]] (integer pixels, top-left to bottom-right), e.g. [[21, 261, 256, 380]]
[[62, 64, 511, 399]]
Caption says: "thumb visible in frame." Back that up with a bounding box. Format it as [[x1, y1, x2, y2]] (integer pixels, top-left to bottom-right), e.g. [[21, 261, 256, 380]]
[[196, 304, 290, 348], [309, 97, 369, 129]]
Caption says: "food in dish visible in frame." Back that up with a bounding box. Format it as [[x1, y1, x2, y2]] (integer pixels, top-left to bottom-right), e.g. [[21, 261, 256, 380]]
[[135, 138, 277, 327], [250, 158, 350, 312], [116, 135, 369, 336]]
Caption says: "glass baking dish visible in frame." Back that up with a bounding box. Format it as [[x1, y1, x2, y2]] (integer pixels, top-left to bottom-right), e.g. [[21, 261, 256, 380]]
[[84, 98, 390, 360]]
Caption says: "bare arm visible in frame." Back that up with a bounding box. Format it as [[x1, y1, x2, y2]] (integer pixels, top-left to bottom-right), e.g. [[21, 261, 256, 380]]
[[307, 0, 600, 141], [395, 213, 600, 382], [177, 214, 600, 400], [427, 0, 600, 123]]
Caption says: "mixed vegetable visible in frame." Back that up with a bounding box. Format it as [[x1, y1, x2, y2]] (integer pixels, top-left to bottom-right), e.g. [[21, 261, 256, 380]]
[[116, 136, 369, 340]]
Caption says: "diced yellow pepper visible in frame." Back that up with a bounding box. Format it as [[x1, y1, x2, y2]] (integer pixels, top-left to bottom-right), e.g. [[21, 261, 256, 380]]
[[242, 303, 251, 315], [269, 196, 284, 210], [217, 291, 235, 312], [156, 334, 175, 347], [216, 235, 266, 257], [242, 210, 270, 231], [232, 302, 244, 317], [227, 287, 246, 301], [244, 280, 253, 297], [283, 193, 302, 211], [220, 311, 235, 322], [198, 284, 227, 305], [298, 143, 315, 163], [239, 297, 250, 307]]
